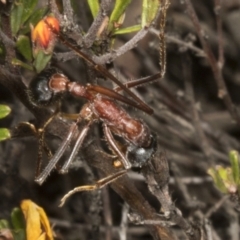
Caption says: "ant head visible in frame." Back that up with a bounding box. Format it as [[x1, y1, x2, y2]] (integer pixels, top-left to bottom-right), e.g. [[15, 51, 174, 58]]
[[29, 68, 63, 107]]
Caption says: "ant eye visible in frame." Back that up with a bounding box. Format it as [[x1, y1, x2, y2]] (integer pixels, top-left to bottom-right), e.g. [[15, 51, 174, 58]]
[[29, 68, 61, 106]]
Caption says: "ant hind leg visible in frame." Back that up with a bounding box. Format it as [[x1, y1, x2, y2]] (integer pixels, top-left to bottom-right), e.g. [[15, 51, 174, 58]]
[[59, 169, 127, 207], [103, 123, 132, 170]]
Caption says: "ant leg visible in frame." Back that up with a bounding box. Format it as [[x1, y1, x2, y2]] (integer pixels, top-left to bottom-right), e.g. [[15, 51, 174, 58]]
[[114, 0, 169, 92], [114, 73, 161, 93], [59, 112, 79, 120], [59, 169, 127, 207], [103, 123, 131, 170], [14, 122, 44, 177], [35, 113, 59, 177], [35, 118, 81, 185], [60, 120, 93, 174], [36, 131, 45, 176]]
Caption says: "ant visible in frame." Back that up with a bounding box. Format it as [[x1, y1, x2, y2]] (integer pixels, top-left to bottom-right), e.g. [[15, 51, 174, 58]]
[[29, 66, 158, 207], [30, 68, 157, 183], [29, 0, 169, 205]]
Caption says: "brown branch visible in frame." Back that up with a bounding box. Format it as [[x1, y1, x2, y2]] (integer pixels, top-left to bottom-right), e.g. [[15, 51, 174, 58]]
[[182, 53, 213, 162], [213, 0, 224, 69], [81, 140, 175, 240], [142, 151, 200, 240], [83, 0, 112, 48], [183, 0, 240, 125]]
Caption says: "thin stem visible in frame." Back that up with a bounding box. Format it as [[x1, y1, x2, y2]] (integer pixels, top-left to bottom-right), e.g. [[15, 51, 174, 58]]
[[213, 0, 224, 69], [183, 0, 240, 125]]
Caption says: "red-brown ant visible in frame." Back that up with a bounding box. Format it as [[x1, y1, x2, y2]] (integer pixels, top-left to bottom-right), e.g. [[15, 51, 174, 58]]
[[29, 0, 169, 205], [29, 68, 157, 186]]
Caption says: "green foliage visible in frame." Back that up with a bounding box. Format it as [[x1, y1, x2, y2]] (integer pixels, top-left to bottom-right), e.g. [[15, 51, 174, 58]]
[[19, 7, 48, 35], [10, 0, 24, 36], [87, 0, 100, 18], [16, 35, 32, 61], [10, 0, 162, 73], [141, 0, 160, 28], [33, 51, 52, 73], [11, 58, 34, 70], [87, 0, 160, 36], [0, 128, 11, 141], [10, 0, 38, 36], [112, 0, 160, 36], [10, 0, 51, 72], [0, 104, 11, 119], [112, 24, 141, 35], [11, 208, 25, 230], [0, 219, 10, 229], [20, 0, 38, 25], [109, 0, 131, 31], [0, 208, 26, 240], [0, 105, 11, 141], [229, 150, 240, 185], [208, 150, 240, 195]]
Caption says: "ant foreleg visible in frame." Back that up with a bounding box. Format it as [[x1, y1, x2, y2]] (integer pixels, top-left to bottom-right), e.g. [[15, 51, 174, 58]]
[[35, 112, 60, 177], [60, 120, 92, 174], [14, 122, 45, 177], [103, 123, 131, 170], [59, 169, 127, 207]]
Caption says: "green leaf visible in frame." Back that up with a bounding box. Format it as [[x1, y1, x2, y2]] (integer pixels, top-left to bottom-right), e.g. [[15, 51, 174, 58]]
[[87, 0, 100, 18], [12, 58, 34, 71], [16, 35, 32, 61], [11, 208, 25, 230], [109, 0, 131, 31], [208, 167, 227, 193], [0, 105, 11, 119], [0, 219, 10, 229], [0, 128, 11, 141], [217, 165, 228, 181], [112, 24, 141, 35], [12, 229, 26, 240], [141, 0, 160, 28], [21, 0, 38, 25], [10, 0, 24, 36], [33, 51, 52, 73], [229, 150, 240, 184], [19, 7, 48, 35]]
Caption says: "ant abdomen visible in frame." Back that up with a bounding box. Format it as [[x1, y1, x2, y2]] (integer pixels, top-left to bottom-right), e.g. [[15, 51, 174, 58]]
[[126, 134, 157, 167], [29, 68, 62, 107]]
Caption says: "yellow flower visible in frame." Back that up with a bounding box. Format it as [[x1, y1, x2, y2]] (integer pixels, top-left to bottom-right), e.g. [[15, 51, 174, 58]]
[[31, 16, 60, 53], [20, 200, 54, 240]]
